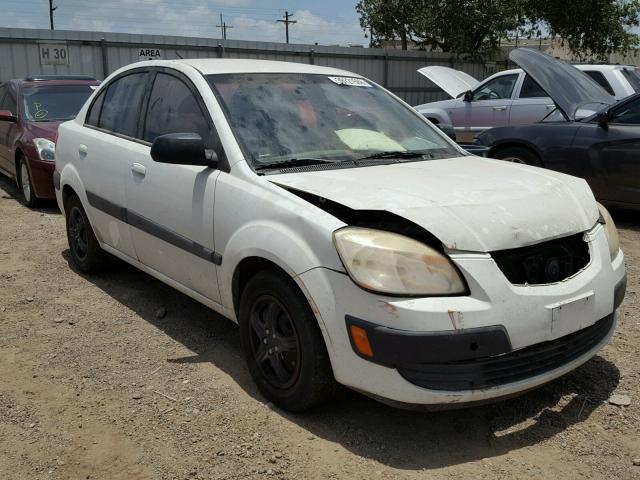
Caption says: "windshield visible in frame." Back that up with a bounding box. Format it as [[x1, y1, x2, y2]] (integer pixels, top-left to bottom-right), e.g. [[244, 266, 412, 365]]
[[22, 85, 95, 122], [207, 73, 459, 168]]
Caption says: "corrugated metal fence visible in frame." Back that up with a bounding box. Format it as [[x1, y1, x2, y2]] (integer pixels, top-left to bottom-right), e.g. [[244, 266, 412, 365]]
[[0, 27, 507, 106]]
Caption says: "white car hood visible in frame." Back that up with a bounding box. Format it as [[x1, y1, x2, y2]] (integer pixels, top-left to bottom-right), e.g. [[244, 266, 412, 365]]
[[417, 66, 479, 98], [271, 157, 598, 252]]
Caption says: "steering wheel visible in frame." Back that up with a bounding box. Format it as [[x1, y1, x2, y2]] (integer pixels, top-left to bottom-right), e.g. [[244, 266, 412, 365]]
[[488, 90, 500, 100]]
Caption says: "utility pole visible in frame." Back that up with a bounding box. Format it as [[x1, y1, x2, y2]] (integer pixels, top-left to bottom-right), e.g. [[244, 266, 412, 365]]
[[217, 13, 233, 40], [277, 11, 296, 44], [48, 0, 57, 30]]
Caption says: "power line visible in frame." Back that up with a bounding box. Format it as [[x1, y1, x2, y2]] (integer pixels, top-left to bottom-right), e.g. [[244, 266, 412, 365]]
[[276, 10, 296, 44], [216, 13, 233, 40]]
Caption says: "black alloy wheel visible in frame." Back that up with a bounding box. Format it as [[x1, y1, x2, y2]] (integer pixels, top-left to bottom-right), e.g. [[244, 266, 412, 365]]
[[248, 295, 302, 389]]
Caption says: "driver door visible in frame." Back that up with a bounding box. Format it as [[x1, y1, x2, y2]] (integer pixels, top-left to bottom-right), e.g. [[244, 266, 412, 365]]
[[124, 69, 223, 303], [451, 73, 518, 143]]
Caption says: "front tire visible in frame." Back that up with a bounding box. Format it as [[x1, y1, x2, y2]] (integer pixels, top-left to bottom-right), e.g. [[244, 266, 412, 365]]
[[492, 146, 542, 167], [238, 270, 338, 411], [65, 194, 106, 274], [17, 157, 38, 207]]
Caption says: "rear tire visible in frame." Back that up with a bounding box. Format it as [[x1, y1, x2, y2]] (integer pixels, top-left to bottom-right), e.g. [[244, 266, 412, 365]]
[[17, 157, 38, 207], [492, 146, 542, 167], [65, 194, 106, 274], [238, 270, 338, 411]]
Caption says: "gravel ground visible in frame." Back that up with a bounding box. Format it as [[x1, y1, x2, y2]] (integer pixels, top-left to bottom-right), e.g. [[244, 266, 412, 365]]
[[0, 174, 638, 480]]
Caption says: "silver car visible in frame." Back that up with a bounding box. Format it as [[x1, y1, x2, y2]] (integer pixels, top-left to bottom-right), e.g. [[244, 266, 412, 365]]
[[415, 64, 640, 143]]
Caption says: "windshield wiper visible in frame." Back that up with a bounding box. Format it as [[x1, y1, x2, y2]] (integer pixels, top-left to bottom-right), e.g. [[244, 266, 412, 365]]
[[254, 157, 344, 171], [357, 150, 432, 161]]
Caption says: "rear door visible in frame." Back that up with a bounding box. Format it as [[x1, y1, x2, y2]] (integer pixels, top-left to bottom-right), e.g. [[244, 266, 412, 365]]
[[75, 69, 150, 259], [509, 74, 555, 125], [124, 68, 222, 302]]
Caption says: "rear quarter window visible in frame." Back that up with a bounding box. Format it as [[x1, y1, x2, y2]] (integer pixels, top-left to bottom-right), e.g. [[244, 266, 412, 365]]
[[582, 71, 615, 96]]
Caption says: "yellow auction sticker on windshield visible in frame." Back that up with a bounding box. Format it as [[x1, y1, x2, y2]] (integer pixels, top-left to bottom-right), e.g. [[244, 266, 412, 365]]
[[328, 76, 372, 87]]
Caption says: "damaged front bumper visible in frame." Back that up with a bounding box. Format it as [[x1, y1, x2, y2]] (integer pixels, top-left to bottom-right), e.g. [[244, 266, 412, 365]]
[[298, 225, 626, 406]]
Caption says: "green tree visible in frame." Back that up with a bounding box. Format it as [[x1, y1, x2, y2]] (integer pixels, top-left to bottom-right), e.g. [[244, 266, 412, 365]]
[[356, 0, 640, 59], [524, 0, 640, 58]]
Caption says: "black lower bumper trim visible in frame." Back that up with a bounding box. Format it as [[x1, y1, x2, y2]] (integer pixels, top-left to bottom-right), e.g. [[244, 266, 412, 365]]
[[345, 316, 512, 367], [398, 313, 615, 391]]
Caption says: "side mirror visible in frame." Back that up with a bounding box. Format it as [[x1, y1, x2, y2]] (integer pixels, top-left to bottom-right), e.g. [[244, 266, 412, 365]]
[[596, 110, 610, 129], [150, 132, 218, 167], [0, 110, 17, 123], [463, 90, 473, 102]]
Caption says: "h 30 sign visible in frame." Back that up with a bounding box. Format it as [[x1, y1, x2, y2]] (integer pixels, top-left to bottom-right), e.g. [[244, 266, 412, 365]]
[[39, 43, 70, 66]]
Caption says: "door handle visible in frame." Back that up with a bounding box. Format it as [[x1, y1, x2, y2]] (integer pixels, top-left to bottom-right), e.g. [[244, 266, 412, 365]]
[[493, 106, 507, 111], [131, 163, 146, 176], [546, 104, 556, 109], [78, 144, 88, 158]]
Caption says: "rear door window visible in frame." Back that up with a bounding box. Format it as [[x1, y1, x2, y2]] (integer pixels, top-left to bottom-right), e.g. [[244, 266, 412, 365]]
[[582, 71, 615, 96], [518, 75, 547, 98], [620, 68, 640, 93], [99, 72, 147, 138], [1, 85, 17, 115]]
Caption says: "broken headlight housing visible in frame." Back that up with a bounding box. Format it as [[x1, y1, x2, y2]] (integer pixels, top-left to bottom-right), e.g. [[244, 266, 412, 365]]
[[333, 227, 466, 296], [597, 203, 620, 260]]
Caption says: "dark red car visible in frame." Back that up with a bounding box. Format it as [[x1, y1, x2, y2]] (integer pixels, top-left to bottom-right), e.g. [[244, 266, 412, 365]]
[[0, 75, 99, 206]]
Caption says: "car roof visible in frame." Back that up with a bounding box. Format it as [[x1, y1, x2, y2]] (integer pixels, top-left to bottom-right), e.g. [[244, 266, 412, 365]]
[[574, 64, 635, 71], [123, 58, 365, 77]]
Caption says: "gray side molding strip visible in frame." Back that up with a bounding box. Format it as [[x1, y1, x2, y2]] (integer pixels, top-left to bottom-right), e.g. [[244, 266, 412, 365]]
[[86, 191, 222, 265]]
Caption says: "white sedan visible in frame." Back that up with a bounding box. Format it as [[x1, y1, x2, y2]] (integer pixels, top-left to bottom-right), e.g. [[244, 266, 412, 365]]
[[54, 59, 626, 411]]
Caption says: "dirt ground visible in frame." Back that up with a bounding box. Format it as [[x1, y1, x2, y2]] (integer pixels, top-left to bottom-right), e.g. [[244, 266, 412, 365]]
[[0, 174, 638, 480]]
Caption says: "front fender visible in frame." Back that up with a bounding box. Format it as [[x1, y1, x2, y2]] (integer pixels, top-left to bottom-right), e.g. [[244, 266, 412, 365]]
[[414, 107, 451, 125], [218, 219, 344, 311]]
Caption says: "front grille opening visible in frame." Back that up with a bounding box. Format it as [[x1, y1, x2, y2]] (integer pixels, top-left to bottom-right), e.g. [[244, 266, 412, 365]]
[[491, 233, 590, 285]]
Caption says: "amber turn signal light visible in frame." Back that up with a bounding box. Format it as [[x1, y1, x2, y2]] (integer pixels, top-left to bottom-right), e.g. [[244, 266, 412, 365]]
[[350, 325, 374, 358]]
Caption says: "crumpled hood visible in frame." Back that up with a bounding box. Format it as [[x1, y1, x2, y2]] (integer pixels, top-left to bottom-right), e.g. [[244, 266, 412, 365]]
[[272, 157, 598, 252]]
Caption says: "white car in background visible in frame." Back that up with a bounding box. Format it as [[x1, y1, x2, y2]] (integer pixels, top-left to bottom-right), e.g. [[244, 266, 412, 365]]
[[416, 63, 640, 142], [54, 59, 625, 411]]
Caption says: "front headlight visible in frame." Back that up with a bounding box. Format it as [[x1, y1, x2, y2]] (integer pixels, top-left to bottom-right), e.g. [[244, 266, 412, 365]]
[[333, 227, 466, 296], [33, 138, 56, 161], [597, 203, 620, 260]]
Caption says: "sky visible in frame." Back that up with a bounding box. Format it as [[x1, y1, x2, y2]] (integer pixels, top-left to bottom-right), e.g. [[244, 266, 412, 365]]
[[1, 0, 368, 46]]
